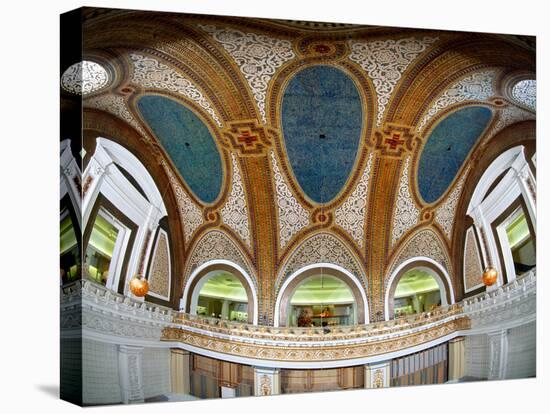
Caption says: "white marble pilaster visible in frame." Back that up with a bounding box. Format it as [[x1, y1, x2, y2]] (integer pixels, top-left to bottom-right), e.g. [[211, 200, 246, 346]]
[[254, 367, 281, 396], [118, 345, 145, 404], [364, 360, 391, 388], [488, 330, 509, 380]]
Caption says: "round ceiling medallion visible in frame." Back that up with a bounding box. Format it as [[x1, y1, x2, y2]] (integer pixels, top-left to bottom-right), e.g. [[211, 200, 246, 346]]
[[61, 60, 109, 95], [511, 79, 536, 110]]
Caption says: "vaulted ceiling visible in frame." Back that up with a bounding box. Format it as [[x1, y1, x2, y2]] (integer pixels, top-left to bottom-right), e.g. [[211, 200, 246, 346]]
[[70, 8, 536, 320]]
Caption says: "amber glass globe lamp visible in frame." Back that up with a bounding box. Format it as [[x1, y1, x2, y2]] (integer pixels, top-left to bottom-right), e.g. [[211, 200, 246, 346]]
[[482, 266, 498, 286], [129, 274, 149, 297]]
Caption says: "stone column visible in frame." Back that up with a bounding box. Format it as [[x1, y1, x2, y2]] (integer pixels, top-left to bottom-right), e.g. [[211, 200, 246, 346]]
[[448, 336, 466, 381], [221, 300, 230, 320], [118, 345, 145, 404], [488, 330, 509, 380], [254, 367, 281, 396], [364, 360, 391, 388], [170, 349, 190, 395]]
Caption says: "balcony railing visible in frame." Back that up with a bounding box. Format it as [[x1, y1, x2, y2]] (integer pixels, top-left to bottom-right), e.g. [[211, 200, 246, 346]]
[[61, 268, 535, 364]]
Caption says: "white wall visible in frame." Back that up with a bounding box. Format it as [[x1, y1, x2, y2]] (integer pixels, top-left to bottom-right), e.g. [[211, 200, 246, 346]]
[[506, 321, 536, 379], [142, 348, 171, 399], [82, 339, 121, 405], [465, 334, 490, 379], [80, 339, 171, 404]]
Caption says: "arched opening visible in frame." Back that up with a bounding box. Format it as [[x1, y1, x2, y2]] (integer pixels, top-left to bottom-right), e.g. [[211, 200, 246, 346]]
[[196, 272, 249, 323], [385, 258, 453, 320], [275, 264, 368, 327], [287, 275, 356, 327], [392, 270, 441, 318], [184, 261, 258, 324]]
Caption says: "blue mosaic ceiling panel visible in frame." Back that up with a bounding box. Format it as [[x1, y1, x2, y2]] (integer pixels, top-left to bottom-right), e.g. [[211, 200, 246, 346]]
[[418, 106, 493, 204], [281, 65, 363, 204], [137, 95, 223, 204]]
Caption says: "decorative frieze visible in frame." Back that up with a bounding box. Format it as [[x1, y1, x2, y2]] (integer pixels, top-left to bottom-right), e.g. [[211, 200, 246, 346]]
[[185, 230, 253, 284], [349, 37, 438, 127], [435, 170, 469, 239], [390, 228, 450, 276], [198, 24, 296, 123], [221, 153, 251, 247], [270, 151, 309, 249], [391, 156, 419, 246], [418, 70, 495, 133], [129, 53, 223, 127], [277, 232, 365, 290], [335, 152, 374, 248], [161, 160, 203, 243], [484, 104, 535, 142], [85, 94, 148, 138]]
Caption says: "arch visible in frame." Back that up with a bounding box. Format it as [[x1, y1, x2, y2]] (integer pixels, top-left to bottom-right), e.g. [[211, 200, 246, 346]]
[[385, 257, 455, 321], [182, 259, 258, 325], [274, 263, 369, 327], [94, 138, 167, 217], [467, 146, 526, 215]]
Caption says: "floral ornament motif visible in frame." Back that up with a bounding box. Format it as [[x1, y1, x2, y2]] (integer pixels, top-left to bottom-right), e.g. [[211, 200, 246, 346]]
[[464, 227, 484, 292], [129, 53, 223, 128], [84, 94, 148, 139], [270, 151, 309, 249], [484, 104, 535, 142], [161, 160, 203, 243], [260, 375, 272, 396], [61, 60, 109, 95], [511, 79, 536, 110], [148, 231, 171, 299], [389, 228, 450, 278], [349, 37, 438, 127], [418, 71, 495, 132], [221, 153, 251, 247], [277, 233, 365, 292], [391, 156, 419, 246], [185, 230, 254, 288], [335, 152, 374, 248], [198, 24, 296, 124], [435, 169, 469, 239]]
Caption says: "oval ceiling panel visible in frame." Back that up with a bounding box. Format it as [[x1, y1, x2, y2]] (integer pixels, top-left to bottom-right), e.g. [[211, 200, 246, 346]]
[[138, 95, 223, 204], [281, 65, 363, 204], [418, 106, 493, 204]]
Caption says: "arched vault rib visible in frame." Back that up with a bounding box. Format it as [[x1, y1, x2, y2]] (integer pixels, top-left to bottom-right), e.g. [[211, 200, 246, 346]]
[[83, 13, 258, 122], [386, 37, 535, 128]]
